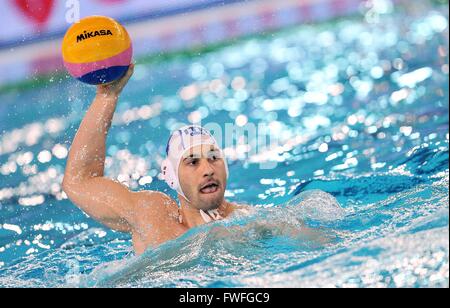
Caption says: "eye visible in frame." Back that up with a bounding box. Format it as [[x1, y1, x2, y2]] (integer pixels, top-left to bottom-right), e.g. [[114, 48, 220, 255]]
[[208, 152, 219, 161], [188, 159, 198, 166]]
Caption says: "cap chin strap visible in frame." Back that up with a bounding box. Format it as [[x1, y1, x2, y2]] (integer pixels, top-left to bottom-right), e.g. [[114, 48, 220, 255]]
[[200, 209, 223, 223], [177, 209, 223, 224]]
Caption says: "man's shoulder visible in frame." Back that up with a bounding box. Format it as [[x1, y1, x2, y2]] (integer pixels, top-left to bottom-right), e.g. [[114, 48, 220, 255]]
[[226, 201, 255, 216], [134, 190, 178, 216], [131, 190, 185, 247]]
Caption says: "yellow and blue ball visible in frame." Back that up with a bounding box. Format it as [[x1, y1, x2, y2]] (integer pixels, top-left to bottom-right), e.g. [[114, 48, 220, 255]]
[[62, 16, 133, 85]]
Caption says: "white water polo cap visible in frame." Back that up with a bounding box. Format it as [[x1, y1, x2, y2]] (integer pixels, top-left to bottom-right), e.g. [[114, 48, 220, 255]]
[[161, 125, 229, 203]]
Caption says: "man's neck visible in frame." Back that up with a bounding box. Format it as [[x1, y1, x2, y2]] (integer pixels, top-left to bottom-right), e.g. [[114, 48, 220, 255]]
[[179, 199, 232, 228]]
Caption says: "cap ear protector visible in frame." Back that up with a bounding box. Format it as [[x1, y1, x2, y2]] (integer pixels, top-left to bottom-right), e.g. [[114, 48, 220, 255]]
[[161, 158, 179, 191]]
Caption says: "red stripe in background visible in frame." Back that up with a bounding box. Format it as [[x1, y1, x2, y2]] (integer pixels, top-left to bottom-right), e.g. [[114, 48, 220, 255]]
[[31, 55, 63, 76], [192, 25, 205, 47], [331, 0, 349, 15], [225, 18, 239, 39], [261, 9, 277, 30], [13, 0, 55, 28], [297, 1, 313, 23]]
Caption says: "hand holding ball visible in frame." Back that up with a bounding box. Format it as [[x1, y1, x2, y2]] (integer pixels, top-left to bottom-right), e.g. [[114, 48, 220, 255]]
[[62, 16, 133, 85]]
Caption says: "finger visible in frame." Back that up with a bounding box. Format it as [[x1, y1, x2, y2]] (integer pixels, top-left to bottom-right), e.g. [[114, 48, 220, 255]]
[[127, 63, 135, 77]]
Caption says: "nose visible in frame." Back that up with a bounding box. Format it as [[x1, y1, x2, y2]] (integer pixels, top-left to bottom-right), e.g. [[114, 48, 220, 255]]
[[199, 158, 214, 177]]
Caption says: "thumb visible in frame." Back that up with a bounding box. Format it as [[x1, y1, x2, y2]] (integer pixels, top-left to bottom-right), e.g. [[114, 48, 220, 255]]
[[116, 63, 135, 86], [123, 63, 135, 81]]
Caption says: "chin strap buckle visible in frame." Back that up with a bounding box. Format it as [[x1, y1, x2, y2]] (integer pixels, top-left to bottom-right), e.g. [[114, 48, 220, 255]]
[[200, 209, 223, 223]]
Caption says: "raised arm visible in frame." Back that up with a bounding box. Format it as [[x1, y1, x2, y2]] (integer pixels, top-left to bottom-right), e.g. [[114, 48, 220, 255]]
[[62, 65, 141, 232]]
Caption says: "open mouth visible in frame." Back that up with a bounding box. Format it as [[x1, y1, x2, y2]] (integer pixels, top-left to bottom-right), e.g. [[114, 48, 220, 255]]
[[200, 182, 219, 194]]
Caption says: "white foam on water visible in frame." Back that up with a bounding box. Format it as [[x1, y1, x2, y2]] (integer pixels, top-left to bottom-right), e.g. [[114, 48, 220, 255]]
[[285, 190, 346, 222]]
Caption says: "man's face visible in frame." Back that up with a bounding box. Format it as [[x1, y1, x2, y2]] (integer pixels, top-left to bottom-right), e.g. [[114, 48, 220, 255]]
[[178, 144, 227, 211]]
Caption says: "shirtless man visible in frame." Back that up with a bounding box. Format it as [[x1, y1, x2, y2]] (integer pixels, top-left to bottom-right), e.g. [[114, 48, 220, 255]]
[[62, 64, 240, 255]]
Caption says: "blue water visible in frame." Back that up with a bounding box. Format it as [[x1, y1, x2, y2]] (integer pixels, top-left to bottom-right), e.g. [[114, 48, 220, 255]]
[[0, 3, 448, 287]]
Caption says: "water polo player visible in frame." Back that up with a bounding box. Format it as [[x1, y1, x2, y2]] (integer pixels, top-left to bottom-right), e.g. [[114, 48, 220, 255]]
[[62, 65, 242, 255]]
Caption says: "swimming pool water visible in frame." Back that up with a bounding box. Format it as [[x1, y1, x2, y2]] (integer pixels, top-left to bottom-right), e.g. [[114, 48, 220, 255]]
[[0, 3, 448, 287]]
